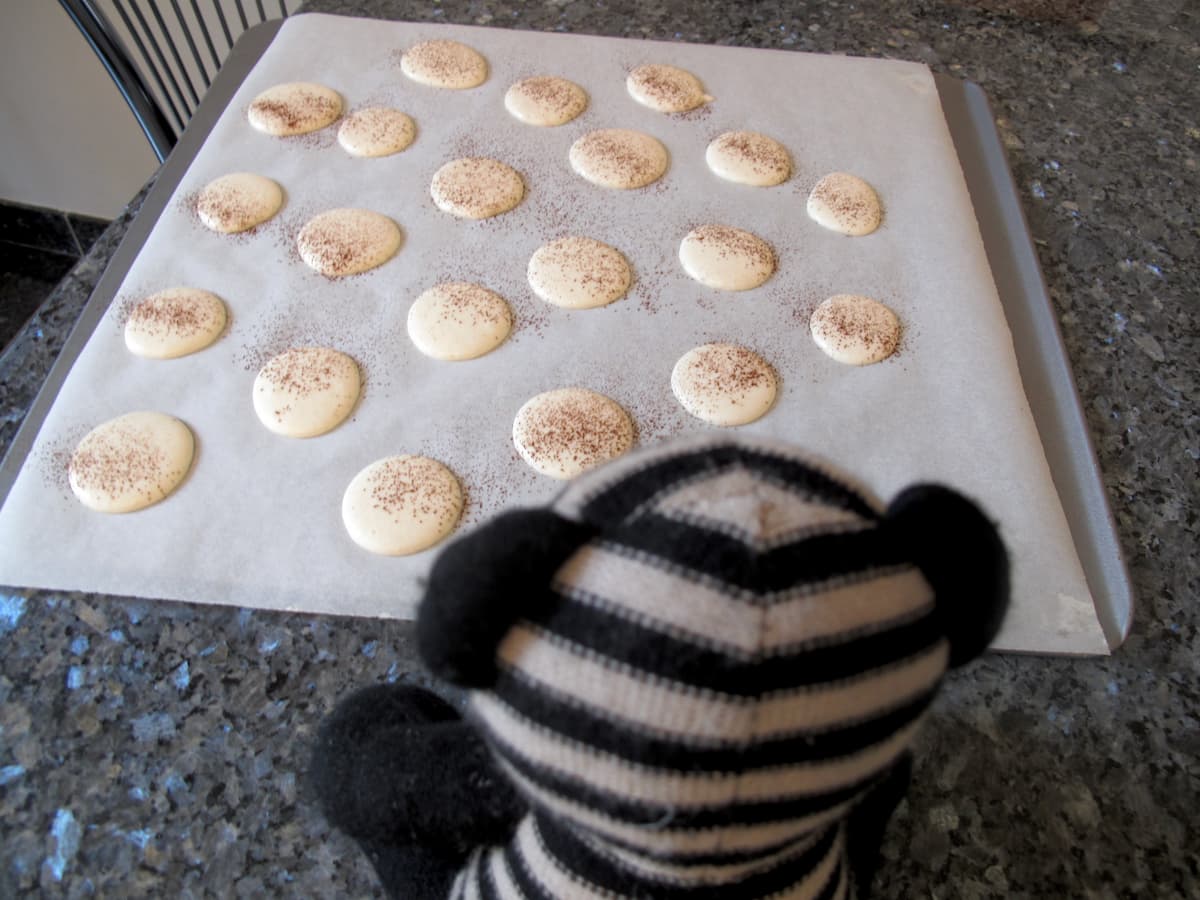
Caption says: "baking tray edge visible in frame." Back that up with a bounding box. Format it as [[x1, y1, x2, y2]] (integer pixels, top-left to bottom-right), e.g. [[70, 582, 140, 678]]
[[935, 75, 1134, 652], [0, 21, 1133, 653]]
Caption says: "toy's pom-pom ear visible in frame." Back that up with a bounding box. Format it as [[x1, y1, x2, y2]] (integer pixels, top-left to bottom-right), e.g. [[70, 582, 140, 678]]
[[418, 508, 595, 688], [884, 484, 1010, 668]]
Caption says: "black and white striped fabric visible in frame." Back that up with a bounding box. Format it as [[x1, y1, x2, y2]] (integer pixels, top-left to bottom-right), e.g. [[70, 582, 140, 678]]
[[454, 434, 949, 900]]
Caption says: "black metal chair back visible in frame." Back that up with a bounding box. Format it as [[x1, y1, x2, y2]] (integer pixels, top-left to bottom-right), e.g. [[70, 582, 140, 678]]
[[59, 0, 294, 162]]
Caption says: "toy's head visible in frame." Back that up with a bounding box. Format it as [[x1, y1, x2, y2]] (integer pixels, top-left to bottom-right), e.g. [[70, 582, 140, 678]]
[[418, 433, 1008, 863]]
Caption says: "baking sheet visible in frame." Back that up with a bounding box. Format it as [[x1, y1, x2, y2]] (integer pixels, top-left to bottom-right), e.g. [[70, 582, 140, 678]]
[[0, 14, 1114, 654]]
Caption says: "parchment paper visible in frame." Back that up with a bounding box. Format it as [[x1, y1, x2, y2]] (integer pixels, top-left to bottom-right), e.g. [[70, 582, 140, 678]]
[[0, 14, 1106, 654]]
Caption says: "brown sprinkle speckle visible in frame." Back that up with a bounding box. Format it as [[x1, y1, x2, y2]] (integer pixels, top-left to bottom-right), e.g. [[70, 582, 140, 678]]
[[570, 129, 668, 189], [431, 158, 525, 219], [248, 83, 342, 136], [401, 40, 488, 89], [514, 388, 634, 478], [708, 131, 792, 185], [368, 456, 461, 528]]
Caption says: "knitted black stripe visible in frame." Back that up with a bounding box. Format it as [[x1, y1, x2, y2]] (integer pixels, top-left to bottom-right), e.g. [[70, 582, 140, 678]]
[[488, 733, 868, 830], [476, 850, 501, 900], [536, 813, 841, 900], [496, 757, 834, 869], [579, 444, 878, 527], [493, 667, 938, 770], [532, 599, 944, 694], [600, 513, 907, 594]]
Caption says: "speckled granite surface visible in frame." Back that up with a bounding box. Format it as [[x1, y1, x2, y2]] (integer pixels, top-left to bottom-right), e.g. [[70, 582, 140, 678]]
[[1, 1, 1196, 896]]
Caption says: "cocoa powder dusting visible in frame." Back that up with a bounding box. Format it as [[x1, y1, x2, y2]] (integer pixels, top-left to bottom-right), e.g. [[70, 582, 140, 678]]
[[510, 77, 586, 121], [297, 210, 399, 277], [573, 130, 665, 187], [711, 131, 791, 182], [685, 345, 774, 410], [517, 391, 632, 473], [69, 422, 175, 504], [811, 296, 901, 361], [629, 64, 707, 111], [403, 40, 486, 86], [432, 158, 524, 218], [196, 184, 254, 233], [368, 457, 458, 528], [434, 283, 511, 329], [249, 92, 340, 133], [258, 347, 353, 397], [127, 292, 221, 342], [690, 225, 776, 271], [810, 174, 882, 232]]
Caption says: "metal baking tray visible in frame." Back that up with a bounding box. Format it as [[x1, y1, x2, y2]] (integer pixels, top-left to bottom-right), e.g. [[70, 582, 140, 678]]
[[0, 19, 1132, 653]]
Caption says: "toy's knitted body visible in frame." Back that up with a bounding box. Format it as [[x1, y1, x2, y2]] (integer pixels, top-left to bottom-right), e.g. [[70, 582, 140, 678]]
[[313, 435, 1009, 900]]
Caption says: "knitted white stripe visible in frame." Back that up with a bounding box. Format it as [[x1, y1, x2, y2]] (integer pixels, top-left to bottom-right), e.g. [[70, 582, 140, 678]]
[[486, 845, 527, 900], [554, 545, 762, 654], [764, 568, 934, 651], [556, 547, 933, 655], [517, 817, 615, 900], [651, 468, 869, 544], [499, 760, 849, 856], [462, 848, 483, 900], [475, 691, 923, 806], [588, 825, 825, 886], [833, 857, 850, 900], [768, 826, 842, 900], [515, 810, 846, 900], [497, 625, 947, 741]]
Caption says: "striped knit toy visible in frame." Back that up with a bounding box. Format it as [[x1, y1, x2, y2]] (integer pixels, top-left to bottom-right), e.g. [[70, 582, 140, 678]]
[[312, 433, 1009, 899]]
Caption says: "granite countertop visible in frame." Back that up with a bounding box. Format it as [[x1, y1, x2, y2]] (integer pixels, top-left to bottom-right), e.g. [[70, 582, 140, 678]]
[[1, 1, 1196, 896]]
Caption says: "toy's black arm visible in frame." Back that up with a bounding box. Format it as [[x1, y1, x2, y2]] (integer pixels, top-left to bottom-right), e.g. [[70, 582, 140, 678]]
[[417, 508, 596, 688], [884, 484, 1010, 667]]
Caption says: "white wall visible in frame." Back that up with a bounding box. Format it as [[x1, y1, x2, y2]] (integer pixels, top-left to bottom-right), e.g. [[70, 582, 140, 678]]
[[0, 1, 159, 220]]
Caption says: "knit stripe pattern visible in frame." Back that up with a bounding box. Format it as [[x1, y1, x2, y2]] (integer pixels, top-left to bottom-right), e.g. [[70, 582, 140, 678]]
[[457, 436, 948, 899]]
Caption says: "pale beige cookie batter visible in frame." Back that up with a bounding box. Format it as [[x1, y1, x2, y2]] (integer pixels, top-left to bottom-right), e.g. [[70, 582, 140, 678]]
[[407, 282, 513, 360], [342, 455, 463, 555], [401, 39, 487, 89], [196, 173, 283, 234], [810, 294, 901, 365], [431, 158, 525, 219], [69, 411, 194, 513], [247, 82, 343, 136], [124, 287, 226, 359], [706, 131, 792, 186], [626, 64, 712, 113], [678, 224, 776, 291], [569, 129, 668, 189], [513, 388, 635, 480], [504, 76, 588, 126], [297, 209, 402, 277], [252, 347, 361, 438], [337, 107, 416, 157], [527, 237, 631, 309], [807, 172, 883, 236], [671, 343, 778, 426]]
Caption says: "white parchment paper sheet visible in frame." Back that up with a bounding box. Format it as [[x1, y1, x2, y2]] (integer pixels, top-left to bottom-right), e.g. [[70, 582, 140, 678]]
[[0, 14, 1106, 654]]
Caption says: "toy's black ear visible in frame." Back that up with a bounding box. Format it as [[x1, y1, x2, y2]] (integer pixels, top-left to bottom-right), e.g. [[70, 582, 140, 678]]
[[417, 508, 595, 689], [884, 484, 1010, 668]]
